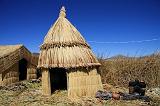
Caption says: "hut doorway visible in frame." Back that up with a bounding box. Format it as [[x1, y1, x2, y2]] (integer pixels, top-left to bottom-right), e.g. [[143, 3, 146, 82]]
[[19, 58, 27, 81], [50, 68, 67, 93]]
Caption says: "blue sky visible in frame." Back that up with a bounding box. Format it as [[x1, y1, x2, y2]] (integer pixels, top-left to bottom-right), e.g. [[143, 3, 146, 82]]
[[0, 0, 160, 57]]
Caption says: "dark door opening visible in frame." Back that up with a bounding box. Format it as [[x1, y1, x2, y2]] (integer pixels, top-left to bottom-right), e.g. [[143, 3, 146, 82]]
[[50, 68, 67, 93], [37, 69, 41, 79], [19, 58, 27, 81]]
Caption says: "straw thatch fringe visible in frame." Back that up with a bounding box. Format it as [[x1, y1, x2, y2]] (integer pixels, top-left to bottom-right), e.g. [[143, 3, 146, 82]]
[[38, 46, 100, 68], [40, 42, 90, 50], [68, 68, 103, 98]]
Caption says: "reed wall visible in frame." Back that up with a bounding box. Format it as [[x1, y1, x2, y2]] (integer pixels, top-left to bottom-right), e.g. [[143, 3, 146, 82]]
[[68, 67, 103, 98], [0, 63, 19, 86], [27, 65, 37, 80]]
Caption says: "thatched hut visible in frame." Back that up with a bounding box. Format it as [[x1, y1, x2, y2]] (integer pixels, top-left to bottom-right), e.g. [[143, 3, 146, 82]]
[[38, 6, 103, 98], [0, 44, 38, 86]]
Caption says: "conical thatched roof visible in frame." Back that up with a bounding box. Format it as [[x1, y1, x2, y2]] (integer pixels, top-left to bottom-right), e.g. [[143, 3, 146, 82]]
[[38, 6, 100, 69]]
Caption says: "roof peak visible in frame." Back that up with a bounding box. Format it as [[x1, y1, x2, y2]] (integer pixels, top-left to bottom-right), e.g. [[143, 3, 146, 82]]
[[59, 6, 66, 18]]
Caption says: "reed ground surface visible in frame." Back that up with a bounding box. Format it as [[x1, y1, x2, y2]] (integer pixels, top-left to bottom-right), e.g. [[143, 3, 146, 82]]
[[0, 80, 159, 106]]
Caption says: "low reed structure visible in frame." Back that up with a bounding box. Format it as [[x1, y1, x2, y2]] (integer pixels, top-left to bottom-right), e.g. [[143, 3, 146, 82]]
[[0, 44, 39, 86], [38, 6, 103, 98]]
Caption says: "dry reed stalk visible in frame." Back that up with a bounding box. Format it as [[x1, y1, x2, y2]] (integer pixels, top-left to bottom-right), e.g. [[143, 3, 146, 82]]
[[99, 53, 160, 87]]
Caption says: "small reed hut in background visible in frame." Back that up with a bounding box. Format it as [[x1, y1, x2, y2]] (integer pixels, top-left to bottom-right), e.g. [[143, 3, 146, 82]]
[[38, 6, 103, 98], [0, 44, 38, 86]]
